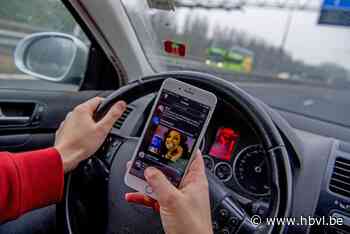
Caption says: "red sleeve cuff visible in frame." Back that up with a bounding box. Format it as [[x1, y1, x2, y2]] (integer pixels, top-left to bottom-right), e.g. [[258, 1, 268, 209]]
[[12, 148, 64, 215], [0, 153, 21, 222]]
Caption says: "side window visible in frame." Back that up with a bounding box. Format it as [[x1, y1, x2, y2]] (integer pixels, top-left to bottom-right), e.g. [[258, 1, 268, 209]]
[[0, 0, 90, 91]]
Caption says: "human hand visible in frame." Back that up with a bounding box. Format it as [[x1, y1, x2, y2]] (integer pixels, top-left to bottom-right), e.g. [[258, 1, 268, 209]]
[[55, 97, 126, 173], [125, 151, 213, 234]]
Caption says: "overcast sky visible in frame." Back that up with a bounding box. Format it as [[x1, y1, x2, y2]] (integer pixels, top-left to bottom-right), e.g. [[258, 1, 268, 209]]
[[125, 0, 350, 71], [177, 5, 350, 70]]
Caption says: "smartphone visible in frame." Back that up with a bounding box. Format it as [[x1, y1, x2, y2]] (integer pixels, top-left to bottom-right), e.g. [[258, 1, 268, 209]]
[[124, 78, 217, 199]]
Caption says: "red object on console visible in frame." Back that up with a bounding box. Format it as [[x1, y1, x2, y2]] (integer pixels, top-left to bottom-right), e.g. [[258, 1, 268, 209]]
[[209, 128, 240, 161]]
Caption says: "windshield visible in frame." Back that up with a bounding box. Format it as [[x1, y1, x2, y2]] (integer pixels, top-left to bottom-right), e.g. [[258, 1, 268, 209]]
[[122, 0, 350, 87]]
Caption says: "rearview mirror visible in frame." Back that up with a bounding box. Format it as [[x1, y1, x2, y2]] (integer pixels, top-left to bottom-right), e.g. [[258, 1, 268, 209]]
[[14, 32, 88, 84]]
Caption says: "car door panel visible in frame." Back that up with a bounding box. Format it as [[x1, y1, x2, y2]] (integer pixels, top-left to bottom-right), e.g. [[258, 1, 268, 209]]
[[0, 133, 54, 152], [0, 89, 104, 152]]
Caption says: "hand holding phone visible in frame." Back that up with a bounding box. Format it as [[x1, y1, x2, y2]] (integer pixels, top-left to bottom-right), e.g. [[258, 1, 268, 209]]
[[125, 78, 217, 199], [126, 151, 213, 234]]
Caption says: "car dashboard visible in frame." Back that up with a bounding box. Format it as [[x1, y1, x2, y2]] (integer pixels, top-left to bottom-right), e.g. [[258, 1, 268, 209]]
[[200, 100, 272, 208], [104, 84, 350, 234]]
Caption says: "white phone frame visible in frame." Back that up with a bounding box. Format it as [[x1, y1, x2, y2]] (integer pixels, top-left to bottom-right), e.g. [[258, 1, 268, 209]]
[[124, 78, 217, 199]]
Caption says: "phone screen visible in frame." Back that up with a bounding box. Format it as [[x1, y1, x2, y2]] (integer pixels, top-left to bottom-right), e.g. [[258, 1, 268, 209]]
[[129, 89, 210, 187]]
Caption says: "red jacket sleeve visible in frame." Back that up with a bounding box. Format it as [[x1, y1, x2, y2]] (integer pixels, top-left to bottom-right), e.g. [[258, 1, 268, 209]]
[[0, 148, 64, 223]]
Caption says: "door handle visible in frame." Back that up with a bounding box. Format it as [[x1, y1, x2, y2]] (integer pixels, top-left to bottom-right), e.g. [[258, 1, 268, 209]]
[[0, 102, 44, 127], [0, 116, 31, 125]]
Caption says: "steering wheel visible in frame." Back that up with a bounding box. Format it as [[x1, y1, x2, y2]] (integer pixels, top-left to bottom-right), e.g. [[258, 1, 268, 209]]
[[64, 71, 293, 234]]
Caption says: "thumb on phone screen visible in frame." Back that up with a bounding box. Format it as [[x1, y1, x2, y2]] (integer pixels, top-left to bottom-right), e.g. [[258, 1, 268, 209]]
[[144, 167, 180, 206], [125, 151, 213, 234]]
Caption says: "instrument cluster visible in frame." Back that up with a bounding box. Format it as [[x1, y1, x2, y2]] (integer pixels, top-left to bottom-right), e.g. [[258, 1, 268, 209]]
[[203, 126, 271, 199]]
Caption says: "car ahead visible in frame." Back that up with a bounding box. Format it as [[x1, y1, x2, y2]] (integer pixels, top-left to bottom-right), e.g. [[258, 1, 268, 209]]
[[206, 47, 254, 73], [0, 0, 350, 234]]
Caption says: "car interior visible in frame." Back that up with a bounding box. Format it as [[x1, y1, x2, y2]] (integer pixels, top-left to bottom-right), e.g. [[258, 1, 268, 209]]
[[0, 0, 350, 234]]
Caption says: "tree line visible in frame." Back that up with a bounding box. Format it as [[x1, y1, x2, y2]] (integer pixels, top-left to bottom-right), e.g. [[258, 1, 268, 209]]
[[149, 9, 350, 85], [0, 0, 76, 34], [1, 0, 348, 85]]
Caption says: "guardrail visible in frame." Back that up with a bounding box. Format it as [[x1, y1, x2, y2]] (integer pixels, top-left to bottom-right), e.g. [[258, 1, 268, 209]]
[[0, 19, 47, 51], [0, 29, 28, 49], [0, 20, 40, 78]]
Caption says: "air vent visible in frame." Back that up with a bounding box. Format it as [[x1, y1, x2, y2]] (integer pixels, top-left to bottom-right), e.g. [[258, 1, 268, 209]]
[[114, 107, 133, 129], [329, 157, 350, 198]]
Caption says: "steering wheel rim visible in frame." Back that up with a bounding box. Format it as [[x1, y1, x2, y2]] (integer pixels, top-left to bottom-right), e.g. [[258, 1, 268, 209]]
[[64, 71, 293, 234]]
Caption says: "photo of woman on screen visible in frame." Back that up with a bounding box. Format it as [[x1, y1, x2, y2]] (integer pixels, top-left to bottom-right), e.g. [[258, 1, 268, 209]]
[[161, 129, 189, 162]]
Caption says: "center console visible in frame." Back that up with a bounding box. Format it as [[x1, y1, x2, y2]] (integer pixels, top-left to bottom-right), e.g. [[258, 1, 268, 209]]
[[312, 141, 350, 234]]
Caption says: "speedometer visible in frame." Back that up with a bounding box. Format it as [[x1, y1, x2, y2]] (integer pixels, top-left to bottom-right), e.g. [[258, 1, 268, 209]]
[[233, 145, 271, 196]]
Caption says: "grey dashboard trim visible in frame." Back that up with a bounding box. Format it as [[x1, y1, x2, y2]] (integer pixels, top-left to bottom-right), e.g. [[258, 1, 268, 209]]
[[278, 108, 350, 143], [291, 129, 336, 234]]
